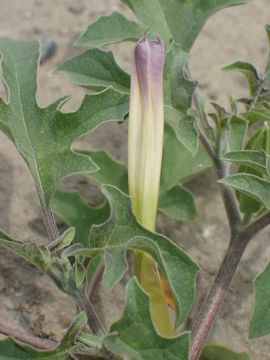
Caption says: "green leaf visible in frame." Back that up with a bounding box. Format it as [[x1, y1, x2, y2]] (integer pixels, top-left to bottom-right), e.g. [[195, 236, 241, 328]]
[[222, 61, 260, 96], [51, 190, 110, 247], [48, 227, 75, 253], [222, 150, 267, 173], [158, 0, 249, 51], [0, 38, 129, 204], [201, 344, 251, 360], [75, 11, 145, 47], [122, 0, 172, 45], [240, 105, 270, 123], [80, 150, 128, 194], [0, 229, 55, 273], [164, 43, 198, 155], [74, 263, 86, 289], [249, 262, 270, 338], [218, 173, 270, 209], [80, 149, 197, 221], [0, 312, 87, 359], [104, 277, 190, 359], [228, 115, 248, 151], [265, 24, 270, 75], [56, 48, 130, 93], [86, 254, 104, 297], [161, 125, 212, 191], [158, 185, 197, 221], [69, 185, 199, 328], [123, 0, 248, 51]]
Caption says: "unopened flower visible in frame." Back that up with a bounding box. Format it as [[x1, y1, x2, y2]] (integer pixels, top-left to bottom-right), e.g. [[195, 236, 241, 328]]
[[128, 35, 165, 232]]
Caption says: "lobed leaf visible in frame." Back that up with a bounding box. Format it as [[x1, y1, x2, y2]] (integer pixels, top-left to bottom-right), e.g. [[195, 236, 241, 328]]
[[0, 38, 129, 205], [68, 184, 199, 328], [104, 277, 190, 359]]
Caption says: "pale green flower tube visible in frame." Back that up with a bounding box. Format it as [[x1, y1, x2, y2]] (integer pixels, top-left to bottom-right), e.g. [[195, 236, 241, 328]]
[[128, 35, 173, 336], [128, 35, 165, 232]]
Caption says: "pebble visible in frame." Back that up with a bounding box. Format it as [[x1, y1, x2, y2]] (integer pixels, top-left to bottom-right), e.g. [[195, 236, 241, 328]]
[[39, 34, 56, 64]]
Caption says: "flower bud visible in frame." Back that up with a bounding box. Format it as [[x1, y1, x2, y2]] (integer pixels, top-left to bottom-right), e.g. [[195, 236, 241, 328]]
[[128, 35, 165, 232]]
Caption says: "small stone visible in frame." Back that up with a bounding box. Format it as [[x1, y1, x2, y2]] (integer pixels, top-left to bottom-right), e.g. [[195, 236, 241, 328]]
[[67, 3, 85, 15], [39, 34, 56, 64]]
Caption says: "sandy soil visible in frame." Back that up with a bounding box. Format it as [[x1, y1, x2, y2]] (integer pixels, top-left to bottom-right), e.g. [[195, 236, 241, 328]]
[[0, 0, 270, 358]]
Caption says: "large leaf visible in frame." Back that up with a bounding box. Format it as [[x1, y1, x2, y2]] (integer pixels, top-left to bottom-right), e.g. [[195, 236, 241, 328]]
[[51, 190, 110, 247], [219, 173, 270, 209], [201, 344, 251, 360], [68, 185, 199, 328], [75, 11, 145, 47], [56, 48, 130, 93], [78, 0, 248, 51], [249, 262, 270, 339], [0, 38, 129, 204], [103, 277, 190, 360], [0, 312, 87, 360]]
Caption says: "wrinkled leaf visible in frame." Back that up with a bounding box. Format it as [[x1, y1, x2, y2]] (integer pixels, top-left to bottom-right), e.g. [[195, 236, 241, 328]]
[[219, 173, 270, 209], [56, 48, 130, 93], [249, 262, 270, 339], [104, 277, 190, 359], [201, 344, 251, 360], [75, 11, 145, 47]]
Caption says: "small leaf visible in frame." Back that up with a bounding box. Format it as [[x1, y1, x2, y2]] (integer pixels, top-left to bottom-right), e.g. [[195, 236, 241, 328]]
[[56, 48, 130, 93], [249, 262, 270, 338], [202, 344, 252, 360], [74, 263, 86, 289], [265, 24, 270, 75], [0, 229, 52, 273], [51, 190, 110, 247], [48, 227, 75, 252], [222, 61, 260, 95], [158, 185, 197, 221], [104, 277, 190, 360], [86, 254, 104, 297], [228, 115, 248, 151], [240, 105, 270, 123], [219, 173, 270, 209], [222, 150, 267, 173], [75, 11, 145, 47]]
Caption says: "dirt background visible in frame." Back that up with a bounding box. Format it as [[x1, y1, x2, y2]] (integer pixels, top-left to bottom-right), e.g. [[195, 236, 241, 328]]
[[0, 0, 270, 359]]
